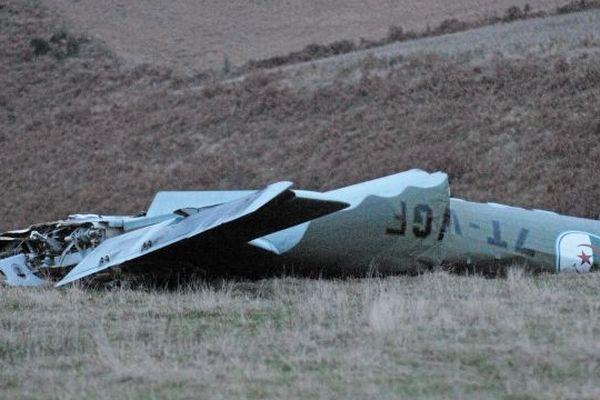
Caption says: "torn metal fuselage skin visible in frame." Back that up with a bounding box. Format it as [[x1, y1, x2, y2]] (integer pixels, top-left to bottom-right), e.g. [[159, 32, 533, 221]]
[[1, 170, 599, 287]]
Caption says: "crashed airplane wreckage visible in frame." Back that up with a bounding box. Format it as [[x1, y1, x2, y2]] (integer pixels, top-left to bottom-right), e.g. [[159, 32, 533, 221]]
[[1, 169, 599, 287]]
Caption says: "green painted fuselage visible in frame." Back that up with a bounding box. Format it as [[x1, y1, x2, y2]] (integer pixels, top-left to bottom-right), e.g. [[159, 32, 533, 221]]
[[267, 171, 600, 274]]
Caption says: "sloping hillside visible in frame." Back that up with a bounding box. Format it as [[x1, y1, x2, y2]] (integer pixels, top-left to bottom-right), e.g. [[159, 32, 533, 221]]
[[1, 0, 600, 231], [42, 0, 569, 71]]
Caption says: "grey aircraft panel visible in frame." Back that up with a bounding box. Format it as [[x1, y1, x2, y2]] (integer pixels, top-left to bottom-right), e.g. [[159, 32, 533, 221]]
[[0, 254, 45, 286], [57, 182, 293, 286], [146, 190, 254, 217], [272, 175, 449, 273], [56, 181, 348, 286]]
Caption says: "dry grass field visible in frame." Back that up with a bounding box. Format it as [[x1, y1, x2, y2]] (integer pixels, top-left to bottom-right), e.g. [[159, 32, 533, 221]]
[[3, 0, 600, 398], [2, 271, 600, 399]]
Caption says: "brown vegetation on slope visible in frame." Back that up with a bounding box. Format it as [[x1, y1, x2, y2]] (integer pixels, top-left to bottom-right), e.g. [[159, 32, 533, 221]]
[[245, 0, 600, 70], [1, 1, 600, 231]]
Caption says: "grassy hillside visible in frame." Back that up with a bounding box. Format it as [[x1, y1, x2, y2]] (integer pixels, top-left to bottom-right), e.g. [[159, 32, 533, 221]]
[[1, 1, 600, 230], [43, 0, 571, 71]]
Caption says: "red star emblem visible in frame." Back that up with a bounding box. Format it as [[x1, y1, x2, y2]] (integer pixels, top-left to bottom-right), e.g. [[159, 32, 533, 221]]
[[578, 250, 592, 266]]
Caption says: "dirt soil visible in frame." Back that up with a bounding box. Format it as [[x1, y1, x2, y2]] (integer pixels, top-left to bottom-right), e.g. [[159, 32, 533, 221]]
[[43, 0, 568, 71]]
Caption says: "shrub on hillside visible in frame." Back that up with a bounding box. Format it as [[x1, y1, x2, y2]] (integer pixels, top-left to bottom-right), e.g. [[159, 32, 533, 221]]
[[29, 30, 85, 59], [30, 37, 50, 56], [503, 6, 526, 21], [248, 40, 357, 69], [435, 19, 470, 34], [556, 0, 599, 13]]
